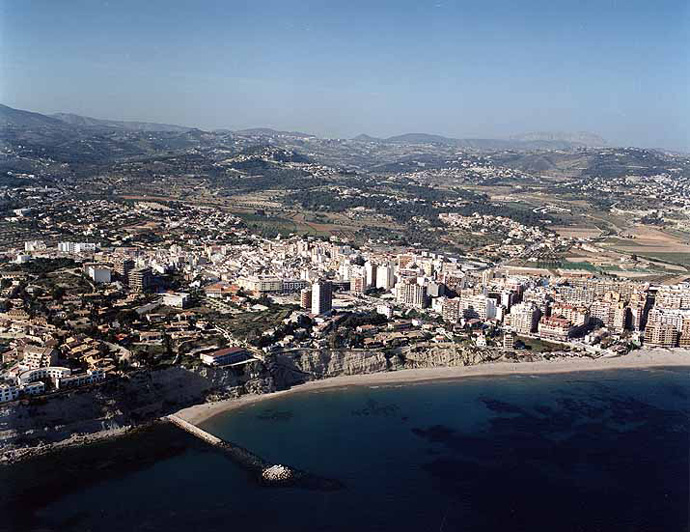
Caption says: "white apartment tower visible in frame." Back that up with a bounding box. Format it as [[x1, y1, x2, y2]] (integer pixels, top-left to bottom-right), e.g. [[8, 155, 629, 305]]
[[396, 280, 428, 309], [509, 302, 541, 334], [311, 281, 333, 315], [364, 261, 377, 288], [376, 264, 396, 290]]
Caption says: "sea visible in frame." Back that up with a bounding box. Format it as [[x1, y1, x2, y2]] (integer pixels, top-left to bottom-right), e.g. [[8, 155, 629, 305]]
[[1, 367, 688, 532]]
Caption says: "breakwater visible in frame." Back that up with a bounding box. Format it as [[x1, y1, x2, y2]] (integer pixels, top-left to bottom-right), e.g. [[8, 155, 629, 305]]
[[165, 415, 343, 490]]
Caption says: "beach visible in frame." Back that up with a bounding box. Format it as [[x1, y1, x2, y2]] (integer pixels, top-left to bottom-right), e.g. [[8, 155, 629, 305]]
[[7, 353, 687, 532], [175, 347, 690, 425]]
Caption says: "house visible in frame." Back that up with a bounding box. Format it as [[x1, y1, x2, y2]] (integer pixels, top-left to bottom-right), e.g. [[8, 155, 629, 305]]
[[162, 292, 190, 308], [200, 347, 250, 366]]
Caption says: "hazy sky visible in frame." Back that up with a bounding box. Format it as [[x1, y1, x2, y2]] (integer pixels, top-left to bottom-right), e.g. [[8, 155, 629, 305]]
[[1, 0, 688, 149]]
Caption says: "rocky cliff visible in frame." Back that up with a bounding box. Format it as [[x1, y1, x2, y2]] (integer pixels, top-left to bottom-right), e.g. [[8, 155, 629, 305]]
[[0, 363, 261, 451], [0, 345, 510, 454]]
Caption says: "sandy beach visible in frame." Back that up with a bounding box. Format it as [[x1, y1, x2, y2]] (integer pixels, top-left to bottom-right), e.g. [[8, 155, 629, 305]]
[[175, 348, 690, 425]]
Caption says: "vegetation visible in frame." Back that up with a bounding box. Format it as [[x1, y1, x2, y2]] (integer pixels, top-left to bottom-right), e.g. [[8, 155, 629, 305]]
[[5, 258, 77, 274]]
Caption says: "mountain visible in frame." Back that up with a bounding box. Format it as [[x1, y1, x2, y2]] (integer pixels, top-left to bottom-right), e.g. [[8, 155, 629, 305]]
[[355, 131, 591, 151], [385, 133, 457, 145], [509, 131, 607, 147], [455, 138, 582, 150], [51, 112, 193, 132], [352, 134, 383, 142], [0, 103, 72, 130], [234, 127, 315, 138]]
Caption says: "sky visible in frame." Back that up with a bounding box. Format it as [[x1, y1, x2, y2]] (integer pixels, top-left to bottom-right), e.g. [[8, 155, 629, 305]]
[[1, 0, 688, 150]]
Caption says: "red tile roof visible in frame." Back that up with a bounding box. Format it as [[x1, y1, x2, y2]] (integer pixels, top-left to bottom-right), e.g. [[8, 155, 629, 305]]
[[207, 347, 246, 358]]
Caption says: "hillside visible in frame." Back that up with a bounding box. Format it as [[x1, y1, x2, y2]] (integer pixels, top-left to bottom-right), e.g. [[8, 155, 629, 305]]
[[510, 131, 607, 147], [51, 112, 193, 133], [234, 127, 314, 138], [0, 104, 72, 130]]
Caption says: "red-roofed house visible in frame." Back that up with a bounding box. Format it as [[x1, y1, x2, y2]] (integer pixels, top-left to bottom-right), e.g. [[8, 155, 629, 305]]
[[200, 347, 249, 366]]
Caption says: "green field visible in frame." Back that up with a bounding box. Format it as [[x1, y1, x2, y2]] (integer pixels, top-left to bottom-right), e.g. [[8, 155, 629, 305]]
[[533, 261, 598, 272], [237, 212, 332, 238], [217, 308, 294, 342], [636, 253, 690, 268]]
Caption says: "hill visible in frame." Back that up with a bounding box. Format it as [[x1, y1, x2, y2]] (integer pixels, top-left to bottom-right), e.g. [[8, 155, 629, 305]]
[[51, 112, 193, 132], [353, 131, 596, 151], [386, 133, 457, 145], [510, 131, 607, 147], [234, 127, 315, 138], [352, 134, 383, 142], [0, 104, 71, 130]]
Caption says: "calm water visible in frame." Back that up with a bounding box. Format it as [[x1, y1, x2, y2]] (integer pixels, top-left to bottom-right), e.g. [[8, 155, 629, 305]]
[[1, 368, 688, 532]]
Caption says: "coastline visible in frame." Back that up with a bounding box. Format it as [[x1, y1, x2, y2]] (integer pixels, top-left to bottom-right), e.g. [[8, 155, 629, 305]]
[[3, 348, 688, 466], [176, 347, 690, 426], [0, 425, 134, 465]]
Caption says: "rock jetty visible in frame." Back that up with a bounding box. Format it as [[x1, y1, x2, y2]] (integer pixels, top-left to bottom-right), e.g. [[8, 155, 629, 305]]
[[262, 464, 293, 483], [166, 415, 343, 491]]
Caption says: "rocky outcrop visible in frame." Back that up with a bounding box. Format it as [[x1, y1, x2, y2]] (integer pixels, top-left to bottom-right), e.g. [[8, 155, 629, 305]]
[[267, 344, 503, 383], [284, 349, 389, 378], [400, 342, 503, 368], [0, 362, 263, 452]]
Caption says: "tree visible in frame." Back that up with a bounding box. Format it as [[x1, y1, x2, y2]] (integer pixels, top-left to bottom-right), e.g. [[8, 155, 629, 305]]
[[52, 286, 66, 300]]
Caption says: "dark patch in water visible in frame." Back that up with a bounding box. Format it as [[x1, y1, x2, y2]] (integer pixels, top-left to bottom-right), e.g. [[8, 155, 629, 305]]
[[255, 410, 294, 422], [411, 425, 456, 444], [0, 422, 198, 531], [479, 397, 526, 414], [668, 383, 688, 401], [412, 386, 689, 531], [351, 399, 400, 417]]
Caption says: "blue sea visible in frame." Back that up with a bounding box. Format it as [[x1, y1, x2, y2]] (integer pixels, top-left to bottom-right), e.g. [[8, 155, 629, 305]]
[[1, 368, 688, 532]]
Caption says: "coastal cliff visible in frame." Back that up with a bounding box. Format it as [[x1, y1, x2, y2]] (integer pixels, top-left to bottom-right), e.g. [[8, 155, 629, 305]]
[[0, 345, 509, 458], [269, 343, 503, 383], [0, 364, 257, 454]]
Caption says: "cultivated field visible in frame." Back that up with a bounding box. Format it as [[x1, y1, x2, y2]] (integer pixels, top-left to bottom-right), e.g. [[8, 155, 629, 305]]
[[553, 226, 603, 239], [601, 225, 690, 266]]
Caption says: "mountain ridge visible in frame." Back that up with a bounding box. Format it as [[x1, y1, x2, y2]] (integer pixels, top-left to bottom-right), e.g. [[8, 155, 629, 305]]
[[1, 103, 613, 150], [352, 130, 607, 150], [0, 103, 72, 130], [51, 112, 194, 133], [233, 127, 315, 138]]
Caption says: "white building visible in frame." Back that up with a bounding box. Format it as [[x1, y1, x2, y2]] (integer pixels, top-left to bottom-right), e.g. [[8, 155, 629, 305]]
[[75, 242, 97, 253], [376, 264, 396, 290], [364, 261, 377, 288], [163, 292, 190, 308], [396, 280, 428, 309], [237, 276, 283, 294], [88, 265, 112, 284], [21, 346, 58, 370], [338, 261, 352, 281], [462, 295, 497, 321], [508, 302, 541, 334], [0, 384, 20, 403], [376, 304, 394, 319], [0, 380, 44, 403], [58, 242, 97, 254], [16, 366, 105, 390], [24, 240, 46, 252], [311, 281, 333, 315]]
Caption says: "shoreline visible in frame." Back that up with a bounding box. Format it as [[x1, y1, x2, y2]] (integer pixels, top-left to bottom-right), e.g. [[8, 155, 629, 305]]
[[0, 425, 134, 466], [3, 348, 688, 466], [176, 348, 690, 426]]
